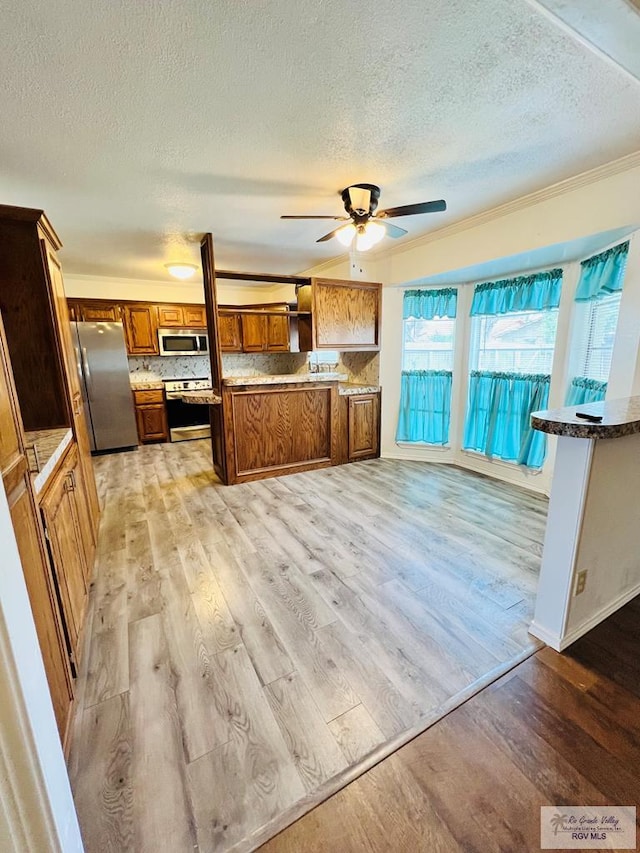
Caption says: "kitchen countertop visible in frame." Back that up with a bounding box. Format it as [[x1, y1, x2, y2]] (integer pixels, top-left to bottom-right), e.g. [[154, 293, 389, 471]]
[[180, 390, 222, 405], [531, 396, 640, 439], [338, 383, 380, 396], [222, 372, 348, 387], [23, 427, 73, 494], [130, 380, 165, 391]]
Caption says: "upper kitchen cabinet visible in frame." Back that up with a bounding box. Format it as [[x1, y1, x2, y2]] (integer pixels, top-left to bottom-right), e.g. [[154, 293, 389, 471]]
[[157, 303, 207, 329], [122, 303, 159, 355], [239, 303, 290, 352], [182, 304, 206, 327], [297, 278, 382, 351], [69, 299, 122, 322], [0, 206, 70, 430], [218, 310, 242, 352]]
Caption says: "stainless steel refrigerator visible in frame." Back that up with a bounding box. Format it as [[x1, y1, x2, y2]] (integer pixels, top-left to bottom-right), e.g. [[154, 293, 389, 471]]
[[71, 321, 138, 452]]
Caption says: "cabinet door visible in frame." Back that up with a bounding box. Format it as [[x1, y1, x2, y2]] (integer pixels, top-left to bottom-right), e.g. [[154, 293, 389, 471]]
[[135, 404, 168, 442], [312, 278, 381, 350], [158, 305, 185, 327], [80, 301, 121, 322], [266, 313, 290, 352], [219, 313, 242, 352], [183, 305, 207, 327], [123, 304, 159, 354], [69, 451, 96, 581], [241, 314, 267, 352], [40, 456, 88, 663], [348, 394, 379, 460]]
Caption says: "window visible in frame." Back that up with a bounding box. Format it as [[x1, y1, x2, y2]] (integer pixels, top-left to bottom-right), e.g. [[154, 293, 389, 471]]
[[469, 309, 559, 375], [402, 316, 455, 371], [572, 292, 621, 383]]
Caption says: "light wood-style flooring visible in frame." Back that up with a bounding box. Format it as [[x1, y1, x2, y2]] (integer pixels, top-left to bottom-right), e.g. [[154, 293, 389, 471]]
[[68, 441, 547, 852], [260, 595, 640, 852]]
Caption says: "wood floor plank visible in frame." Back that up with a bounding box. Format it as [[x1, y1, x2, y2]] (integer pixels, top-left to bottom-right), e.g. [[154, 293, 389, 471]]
[[71, 693, 133, 853], [327, 704, 385, 765], [199, 538, 294, 686], [83, 548, 129, 708], [128, 614, 198, 853], [125, 520, 163, 623], [265, 671, 348, 792]]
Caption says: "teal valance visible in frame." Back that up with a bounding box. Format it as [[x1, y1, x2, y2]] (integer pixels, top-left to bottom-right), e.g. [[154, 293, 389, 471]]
[[403, 287, 457, 320], [470, 269, 562, 316], [575, 241, 629, 302], [565, 376, 607, 406]]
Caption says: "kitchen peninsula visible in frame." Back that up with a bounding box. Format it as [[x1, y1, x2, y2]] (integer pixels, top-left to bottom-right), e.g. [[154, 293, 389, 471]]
[[198, 233, 382, 485], [530, 396, 640, 652]]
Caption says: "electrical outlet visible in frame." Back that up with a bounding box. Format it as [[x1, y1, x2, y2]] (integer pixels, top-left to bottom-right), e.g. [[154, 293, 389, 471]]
[[575, 569, 588, 595]]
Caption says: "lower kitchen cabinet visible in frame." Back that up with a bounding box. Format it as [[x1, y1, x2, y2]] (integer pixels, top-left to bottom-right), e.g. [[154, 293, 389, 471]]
[[40, 443, 89, 669], [0, 315, 74, 738], [133, 388, 168, 443], [347, 393, 380, 460]]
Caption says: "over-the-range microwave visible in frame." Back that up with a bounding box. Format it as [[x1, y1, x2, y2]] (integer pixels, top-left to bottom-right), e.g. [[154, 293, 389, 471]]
[[158, 327, 209, 357]]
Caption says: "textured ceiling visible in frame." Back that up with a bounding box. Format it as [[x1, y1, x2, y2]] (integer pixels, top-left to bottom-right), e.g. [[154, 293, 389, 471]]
[[0, 0, 639, 280]]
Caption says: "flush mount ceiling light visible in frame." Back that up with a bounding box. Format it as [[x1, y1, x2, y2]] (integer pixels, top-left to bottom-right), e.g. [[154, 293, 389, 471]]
[[165, 262, 198, 280]]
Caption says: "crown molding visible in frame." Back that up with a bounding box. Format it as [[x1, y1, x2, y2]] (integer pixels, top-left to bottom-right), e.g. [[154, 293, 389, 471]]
[[374, 150, 640, 262]]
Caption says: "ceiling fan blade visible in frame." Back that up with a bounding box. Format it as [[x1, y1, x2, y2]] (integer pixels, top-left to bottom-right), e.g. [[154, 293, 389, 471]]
[[378, 199, 447, 218], [372, 219, 407, 238], [316, 226, 342, 242], [280, 215, 348, 220]]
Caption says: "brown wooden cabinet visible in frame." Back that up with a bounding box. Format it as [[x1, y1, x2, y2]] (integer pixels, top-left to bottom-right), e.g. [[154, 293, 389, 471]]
[[158, 303, 207, 329], [218, 312, 242, 352], [133, 388, 168, 443], [123, 303, 159, 355], [297, 278, 382, 351], [347, 393, 380, 460], [75, 300, 121, 322], [0, 314, 74, 739], [40, 443, 88, 666], [183, 305, 207, 327], [239, 304, 290, 353]]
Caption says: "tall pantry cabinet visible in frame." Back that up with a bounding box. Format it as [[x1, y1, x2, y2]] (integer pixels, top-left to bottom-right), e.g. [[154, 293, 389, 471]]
[[0, 204, 100, 743]]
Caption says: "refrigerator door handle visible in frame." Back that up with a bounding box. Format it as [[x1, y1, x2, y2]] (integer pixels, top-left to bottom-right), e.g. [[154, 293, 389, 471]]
[[82, 347, 94, 401]]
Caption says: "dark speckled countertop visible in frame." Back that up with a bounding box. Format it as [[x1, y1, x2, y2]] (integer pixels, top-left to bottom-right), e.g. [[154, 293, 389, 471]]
[[531, 396, 640, 439]]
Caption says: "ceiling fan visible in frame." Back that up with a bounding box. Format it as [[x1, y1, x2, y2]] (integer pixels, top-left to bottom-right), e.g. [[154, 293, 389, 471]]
[[281, 183, 446, 251]]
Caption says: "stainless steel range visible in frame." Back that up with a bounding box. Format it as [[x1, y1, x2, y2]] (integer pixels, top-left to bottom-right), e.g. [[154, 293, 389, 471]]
[[164, 378, 212, 442]]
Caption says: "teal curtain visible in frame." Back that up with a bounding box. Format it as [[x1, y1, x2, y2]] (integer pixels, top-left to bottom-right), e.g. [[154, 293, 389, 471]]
[[463, 371, 550, 468], [403, 287, 457, 320], [565, 376, 607, 406], [575, 242, 629, 302], [396, 370, 452, 445], [471, 269, 562, 316]]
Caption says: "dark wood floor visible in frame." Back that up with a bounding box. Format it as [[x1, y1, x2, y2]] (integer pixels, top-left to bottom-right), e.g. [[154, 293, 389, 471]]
[[260, 595, 640, 853], [67, 441, 547, 852]]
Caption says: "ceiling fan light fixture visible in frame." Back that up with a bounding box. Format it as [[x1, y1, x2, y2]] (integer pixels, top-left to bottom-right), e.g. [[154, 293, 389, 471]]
[[335, 223, 356, 247], [355, 221, 386, 252], [165, 262, 198, 280]]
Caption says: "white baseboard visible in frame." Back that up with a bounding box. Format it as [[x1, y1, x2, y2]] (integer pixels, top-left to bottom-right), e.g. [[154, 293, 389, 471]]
[[530, 580, 640, 651]]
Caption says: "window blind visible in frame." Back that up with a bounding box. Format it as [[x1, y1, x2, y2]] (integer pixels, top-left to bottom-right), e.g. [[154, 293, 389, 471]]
[[572, 292, 622, 383], [469, 309, 559, 375], [402, 316, 456, 371]]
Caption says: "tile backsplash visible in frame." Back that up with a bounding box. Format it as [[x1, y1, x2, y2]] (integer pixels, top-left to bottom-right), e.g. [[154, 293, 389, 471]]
[[127, 355, 211, 381], [128, 351, 380, 386]]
